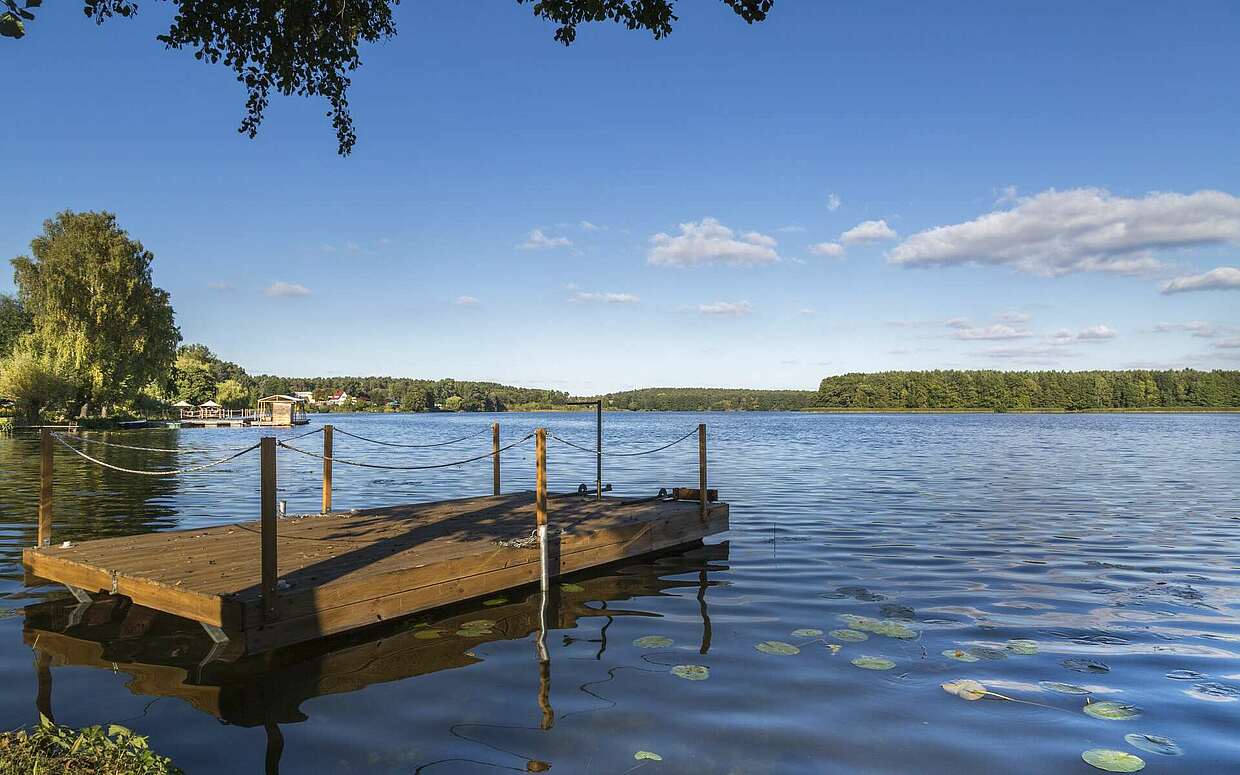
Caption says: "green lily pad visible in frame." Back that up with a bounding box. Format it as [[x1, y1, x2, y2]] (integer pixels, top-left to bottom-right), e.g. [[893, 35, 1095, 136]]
[[755, 640, 800, 656], [1184, 682, 1239, 702], [461, 619, 495, 628], [457, 628, 492, 637], [942, 679, 987, 700], [413, 629, 442, 640], [1063, 658, 1109, 674], [1084, 701, 1142, 720], [838, 614, 918, 639], [791, 628, 823, 638], [943, 648, 980, 662], [1124, 733, 1182, 756], [633, 635, 674, 649], [1039, 681, 1091, 695], [634, 751, 663, 761], [483, 598, 507, 606], [851, 655, 895, 671], [1007, 639, 1039, 655], [1082, 749, 1145, 772], [670, 664, 710, 681], [559, 583, 584, 593], [830, 629, 869, 642], [967, 646, 1008, 661]]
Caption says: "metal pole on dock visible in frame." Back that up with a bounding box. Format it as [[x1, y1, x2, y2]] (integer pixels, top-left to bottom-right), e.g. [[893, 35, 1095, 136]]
[[698, 423, 708, 521], [322, 424, 333, 514], [492, 422, 501, 496], [260, 436, 279, 622], [535, 427, 548, 592], [595, 402, 602, 501], [38, 427, 53, 547]]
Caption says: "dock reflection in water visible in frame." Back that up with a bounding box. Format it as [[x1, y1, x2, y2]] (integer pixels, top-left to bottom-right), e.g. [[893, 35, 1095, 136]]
[[22, 542, 728, 773]]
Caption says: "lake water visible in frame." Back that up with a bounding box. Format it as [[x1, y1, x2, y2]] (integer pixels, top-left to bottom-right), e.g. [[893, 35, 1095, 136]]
[[1, 412, 1239, 773]]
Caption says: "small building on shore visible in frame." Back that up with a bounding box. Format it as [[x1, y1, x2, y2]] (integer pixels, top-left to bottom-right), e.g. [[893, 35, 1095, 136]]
[[255, 395, 309, 427]]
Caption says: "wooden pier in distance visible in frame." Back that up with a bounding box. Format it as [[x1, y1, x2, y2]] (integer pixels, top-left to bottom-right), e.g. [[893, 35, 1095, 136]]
[[24, 424, 727, 654]]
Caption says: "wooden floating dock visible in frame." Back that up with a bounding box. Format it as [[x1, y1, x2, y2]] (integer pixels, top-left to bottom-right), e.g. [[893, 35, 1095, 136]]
[[25, 425, 725, 653], [25, 492, 727, 653]]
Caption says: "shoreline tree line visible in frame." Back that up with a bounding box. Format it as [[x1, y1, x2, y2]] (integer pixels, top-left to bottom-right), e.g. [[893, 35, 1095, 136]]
[[3, 211, 1238, 423]]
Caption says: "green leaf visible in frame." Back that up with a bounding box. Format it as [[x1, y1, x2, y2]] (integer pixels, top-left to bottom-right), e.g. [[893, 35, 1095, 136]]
[[851, 655, 895, 671], [107, 724, 133, 738], [634, 751, 663, 761], [483, 597, 507, 606], [1006, 639, 1039, 655], [943, 648, 979, 662], [754, 640, 800, 656], [633, 635, 673, 648], [1038, 681, 1091, 695], [670, 664, 709, 681], [1081, 749, 1145, 772], [413, 629, 442, 639], [1123, 733, 1181, 756], [791, 628, 823, 638], [1, 12, 26, 39], [830, 628, 868, 642], [1083, 700, 1141, 720], [559, 583, 584, 592]]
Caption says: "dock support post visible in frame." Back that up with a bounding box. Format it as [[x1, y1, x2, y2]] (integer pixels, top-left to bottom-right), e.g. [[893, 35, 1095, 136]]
[[492, 422, 501, 496], [322, 424, 333, 514], [260, 436, 279, 622], [698, 423, 708, 521], [536, 428, 548, 592], [38, 427, 52, 547], [595, 402, 602, 502]]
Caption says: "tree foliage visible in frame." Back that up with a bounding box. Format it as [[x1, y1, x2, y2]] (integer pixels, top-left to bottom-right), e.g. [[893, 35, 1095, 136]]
[[0, 346, 76, 422], [817, 370, 1240, 411], [4, 1, 774, 154], [0, 293, 31, 357], [594, 387, 818, 411], [11, 211, 181, 415]]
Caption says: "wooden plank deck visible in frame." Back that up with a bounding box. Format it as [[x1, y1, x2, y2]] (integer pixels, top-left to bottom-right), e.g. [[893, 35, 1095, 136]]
[[23, 492, 728, 652]]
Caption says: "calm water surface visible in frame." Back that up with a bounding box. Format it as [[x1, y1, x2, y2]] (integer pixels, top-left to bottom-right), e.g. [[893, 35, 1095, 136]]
[[1, 412, 1238, 773]]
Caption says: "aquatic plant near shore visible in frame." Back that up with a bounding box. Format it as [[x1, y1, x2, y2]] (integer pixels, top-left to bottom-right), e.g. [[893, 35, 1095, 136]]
[[0, 717, 183, 774]]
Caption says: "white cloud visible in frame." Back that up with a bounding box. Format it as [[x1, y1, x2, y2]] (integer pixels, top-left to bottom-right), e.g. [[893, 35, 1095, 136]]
[[1077, 324, 1118, 341], [827, 193, 842, 211], [648, 218, 780, 267], [1160, 266, 1240, 294], [518, 229, 573, 250], [570, 291, 640, 304], [994, 185, 1020, 206], [840, 219, 897, 244], [777, 225, 807, 233], [996, 310, 1031, 323], [889, 188, 1240, 277], [579, 221, 600, 231], [983, 345, 1075, 361], [1153, 321, 1224, 338], [694, 300, 753, 317], [264, 281, 311, 298], [949, 322, 1032, 341], [809, 241, 845, 258], [455, 295, 480, 306], [1215, 336, 1240, 349]]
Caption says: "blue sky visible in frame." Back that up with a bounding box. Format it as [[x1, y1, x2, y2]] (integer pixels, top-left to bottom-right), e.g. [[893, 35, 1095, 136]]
[[4, 1, 1239, 393]]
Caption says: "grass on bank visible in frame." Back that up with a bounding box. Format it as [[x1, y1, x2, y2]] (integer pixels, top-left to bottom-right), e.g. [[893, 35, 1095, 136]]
[[0, 717, 182, 775]]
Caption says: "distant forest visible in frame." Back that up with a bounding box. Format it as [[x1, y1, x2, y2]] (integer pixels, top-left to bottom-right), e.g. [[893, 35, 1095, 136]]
[[817, 370, 1240, 411], [592, 388, 817, 412]]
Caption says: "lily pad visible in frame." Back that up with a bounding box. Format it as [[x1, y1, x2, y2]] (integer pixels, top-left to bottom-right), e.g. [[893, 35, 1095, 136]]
[[634, 751, 663, 761], [670, 664, 710, 681], [755, 640, 800, 656], [791, 628, 823, 638], [457, 628, 492, 637], [967, 646, 1008, 661], [1184, 682, 1239, 703], [633, 635, 674, 649], [851, 655, 895, 671], [826, 644, 842, 654], [942, 679, 987, 700], [1063, 658, 1110, 674], [483, 598, 508, 606], [461, 619, 495, 628], [1038, 681, 1091, 695], [1123, 733, 1182, 756], [559, 583, 584, 593], [413, 629, 442, 640], [1083, 701, 1142, 720], [837, 614, 917, 640], [830, 629, 869, 642], [1006, 639, 1039, 655], [1165, 669, 1207, 680], [879, 604, 916, 620], [943, 648, 980, 663], [1082, 749, 1145, 772]]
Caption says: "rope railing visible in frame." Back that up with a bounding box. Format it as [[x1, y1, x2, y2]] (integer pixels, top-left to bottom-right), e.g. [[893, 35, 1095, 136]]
[[281, 426, 325, 442], [548, 426, 699, 458], [54, 431, 220, 454], [331, 425, 491, 449], [276, 433, 535, 471], [51, 432, 262, 477]]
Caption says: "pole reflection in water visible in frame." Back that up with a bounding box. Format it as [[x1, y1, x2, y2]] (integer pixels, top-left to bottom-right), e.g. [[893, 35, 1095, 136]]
[[21, 541, 728, 774]]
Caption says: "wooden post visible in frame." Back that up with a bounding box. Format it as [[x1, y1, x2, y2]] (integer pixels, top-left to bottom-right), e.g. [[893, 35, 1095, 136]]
[[698, 423, 707, 521], [260, 436, 279, 622], [535, 428, 547, 529], [492, 422, 501, 496], [38, 428, 53, 547], [321, 424, 333, 514]]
